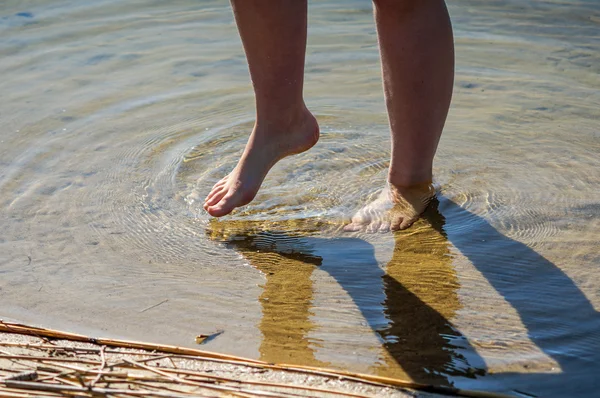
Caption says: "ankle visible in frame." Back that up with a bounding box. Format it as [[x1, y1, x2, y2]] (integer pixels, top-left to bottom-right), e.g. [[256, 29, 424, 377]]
[[254, 107, 317, 141], [255, 103, 309, 130], [388, 168, 432, 188], [387, 179, 436, 209]]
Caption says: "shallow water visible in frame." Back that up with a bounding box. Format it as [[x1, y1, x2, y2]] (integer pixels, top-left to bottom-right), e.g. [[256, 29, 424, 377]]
[[1, 0, 599, 396]]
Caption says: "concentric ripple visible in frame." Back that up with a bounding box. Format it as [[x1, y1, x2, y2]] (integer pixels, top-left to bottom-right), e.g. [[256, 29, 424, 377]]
[[1, 1, 600, 397]]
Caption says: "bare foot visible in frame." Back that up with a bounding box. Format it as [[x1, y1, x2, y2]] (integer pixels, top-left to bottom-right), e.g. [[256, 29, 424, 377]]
[[204, 109, 319, 217], [344, 181, 436, 233]]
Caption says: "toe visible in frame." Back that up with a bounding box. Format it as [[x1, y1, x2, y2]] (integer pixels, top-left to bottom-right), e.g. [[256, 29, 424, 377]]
[[366, 221, 381, 233], [204, 187, 227, 208], [350, 213, 367, 225], [379, 222, 390, 233], [343, 222, 362, 232], [399, 216, 417, 230], [343, 211, 369, 232], [207, 196, 236, 217], [206, 206, 230, 217], [214, 177, 228, 188], [205, 177, 230, 202], [205, 187, 222, 202], [390, 217, 403, 231]]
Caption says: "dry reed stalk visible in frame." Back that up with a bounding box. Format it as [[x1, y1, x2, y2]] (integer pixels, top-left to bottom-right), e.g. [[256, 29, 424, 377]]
[[38, 362, 129, 378], [3, 381, 203, 398], [124, 358, 277, 398], [158, 366, 373, 398], [0, 321, 260, 364], [89, 345, 106, 387], [0, 354, 100, 365], [101, 361, 370, 398], [0, 388, 58, 398], [128, 380, 209, 396], [0, 342, 177, 358], [0, 320, 516, 398]]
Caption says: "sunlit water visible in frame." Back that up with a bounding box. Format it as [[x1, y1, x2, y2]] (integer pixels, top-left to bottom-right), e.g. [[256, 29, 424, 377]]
[[1, 1, 599, 396]]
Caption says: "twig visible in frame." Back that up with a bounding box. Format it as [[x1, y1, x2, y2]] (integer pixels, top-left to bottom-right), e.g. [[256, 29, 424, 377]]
[[0, 320, 517, 398], [185, 373, 372, 398], [140, 299, 169, 313], [36, 362, 129, 378], [0, 354, 99, 365], [167, 356, 178, 369], [89, 345, 106, 387], [0, 342, 179, 358], [36, 369, 78, 382], [0, 348, 12, 356], [58, 374, 86, 388], [128, 380, 207, 396], [143, 365, 373, 398], [124, 358, 256, 398], [3, 380, 207, 398], [0, 321, 256, 363], [0, 320, 55, 346], [2, 371, 38, 382], [0, 388, 59, 398]]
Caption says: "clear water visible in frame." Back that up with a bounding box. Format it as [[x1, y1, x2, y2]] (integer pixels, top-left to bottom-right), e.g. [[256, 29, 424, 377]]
[[1, 1, 599, 396]]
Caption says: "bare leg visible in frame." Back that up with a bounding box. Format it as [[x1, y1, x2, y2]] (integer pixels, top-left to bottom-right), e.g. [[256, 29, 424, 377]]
[[346, 0, 454, 232], [204, 0, 319, 217]]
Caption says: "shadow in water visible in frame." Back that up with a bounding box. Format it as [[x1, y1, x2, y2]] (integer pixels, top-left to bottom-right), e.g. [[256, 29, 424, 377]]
[[208, 200, 485, 386], [439, 198, 600, 396], [207, 196, 600, 397]]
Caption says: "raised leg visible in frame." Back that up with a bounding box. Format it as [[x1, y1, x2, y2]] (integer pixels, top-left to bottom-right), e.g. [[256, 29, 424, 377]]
[[204, 0, 319, 217], [346, 0, 454, 232]]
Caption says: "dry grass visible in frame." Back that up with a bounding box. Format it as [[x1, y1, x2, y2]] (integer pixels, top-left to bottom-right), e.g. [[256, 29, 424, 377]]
[[0, 321, 511, 398]]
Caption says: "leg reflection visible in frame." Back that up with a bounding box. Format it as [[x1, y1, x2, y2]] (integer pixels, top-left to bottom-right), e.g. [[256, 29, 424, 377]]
[[374, 199, 484, 384], [207, 222, 327, 366], [207, 212, 484, 383]]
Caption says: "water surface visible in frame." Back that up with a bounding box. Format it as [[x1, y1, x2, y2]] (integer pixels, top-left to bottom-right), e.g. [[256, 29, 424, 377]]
[[1, 1, 599, 396]]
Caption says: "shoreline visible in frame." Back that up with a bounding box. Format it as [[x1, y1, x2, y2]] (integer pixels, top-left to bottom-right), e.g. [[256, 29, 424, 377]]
[[0, 321, 509, 398], [0, 321, 436, 398]]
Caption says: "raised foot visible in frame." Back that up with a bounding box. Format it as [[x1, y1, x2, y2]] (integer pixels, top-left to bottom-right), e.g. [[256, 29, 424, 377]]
[[204, 110, 319, 217], [344, 181, 436, 233]]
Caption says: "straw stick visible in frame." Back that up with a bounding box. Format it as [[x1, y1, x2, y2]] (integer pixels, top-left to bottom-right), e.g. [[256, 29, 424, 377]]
[[0, 320, 516, 398], [0, 355, 99, 365], [0, 342, 174, 357], [0, 321, 258, 363], [159, 367, 373, 398], [3, 381, 205, 398], [124, 358, 270, 398], [89, 346, 106, 387]]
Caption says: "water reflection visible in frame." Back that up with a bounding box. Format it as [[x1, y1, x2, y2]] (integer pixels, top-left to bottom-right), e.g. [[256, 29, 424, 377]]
[[373, 203, 484, 383], [216, 230, 326, 366], [209, 195, 600, 396], [207, 200, 484, 385]]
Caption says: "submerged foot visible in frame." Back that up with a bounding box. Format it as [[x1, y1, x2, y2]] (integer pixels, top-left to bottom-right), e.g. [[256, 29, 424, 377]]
[[344, 181, 436, 233], [204, 109, 319, 217]]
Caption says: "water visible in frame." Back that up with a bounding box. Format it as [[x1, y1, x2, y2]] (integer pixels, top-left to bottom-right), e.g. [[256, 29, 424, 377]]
[[1, 0, 599, 396]]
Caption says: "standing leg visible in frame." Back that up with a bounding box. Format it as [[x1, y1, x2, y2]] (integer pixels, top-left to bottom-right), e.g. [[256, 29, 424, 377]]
[[346, 0, 454, 232], [204, 0, 319, 217]]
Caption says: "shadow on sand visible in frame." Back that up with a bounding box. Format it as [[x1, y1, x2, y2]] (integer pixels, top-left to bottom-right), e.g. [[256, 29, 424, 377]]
[[207, 196, 600, 397]]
